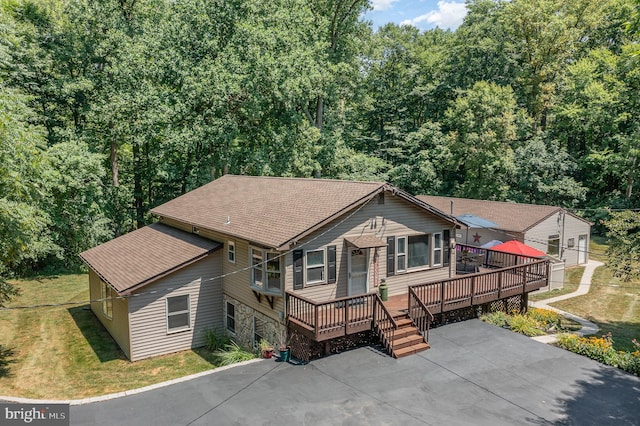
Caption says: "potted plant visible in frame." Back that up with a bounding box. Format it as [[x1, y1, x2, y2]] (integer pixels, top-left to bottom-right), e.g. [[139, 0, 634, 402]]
[[259, 339, 274, 359], [277, 330, 291, 362]]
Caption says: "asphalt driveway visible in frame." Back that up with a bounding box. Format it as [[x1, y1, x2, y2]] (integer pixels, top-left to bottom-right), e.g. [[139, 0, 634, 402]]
[[71, 320, 640, 425]]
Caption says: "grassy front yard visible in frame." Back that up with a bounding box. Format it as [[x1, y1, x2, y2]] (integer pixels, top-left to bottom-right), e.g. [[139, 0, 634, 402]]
[[529, 265, 584, 302], [551, 266, 640, 352], [0, 274, 222, 399]]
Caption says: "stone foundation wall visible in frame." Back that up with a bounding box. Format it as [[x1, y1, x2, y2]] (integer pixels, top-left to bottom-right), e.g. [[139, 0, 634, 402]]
[[223, 294, 286, 349]]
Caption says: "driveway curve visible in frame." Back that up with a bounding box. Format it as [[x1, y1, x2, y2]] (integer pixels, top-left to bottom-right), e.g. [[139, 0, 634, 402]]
[[71, 319, 639, 426]]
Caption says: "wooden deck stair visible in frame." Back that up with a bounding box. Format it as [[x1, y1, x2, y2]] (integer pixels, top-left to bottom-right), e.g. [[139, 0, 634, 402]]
[[387, 313, 430, 358]]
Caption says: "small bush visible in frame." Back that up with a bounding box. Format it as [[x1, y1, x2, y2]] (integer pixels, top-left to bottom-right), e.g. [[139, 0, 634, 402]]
[[213, 342, 258, 366], [508, 314, 545, 337], [205, 329, 231, 351], [527, 308, 561, 330], [556, 332, 640, 376], [480, 311, 509, 328]]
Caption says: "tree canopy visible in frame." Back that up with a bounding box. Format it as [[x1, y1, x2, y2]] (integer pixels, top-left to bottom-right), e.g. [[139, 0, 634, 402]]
[[0, 0, 639, 289]]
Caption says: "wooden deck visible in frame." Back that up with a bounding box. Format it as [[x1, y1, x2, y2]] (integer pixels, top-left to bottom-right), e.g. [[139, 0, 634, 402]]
[[287, 259, 549, 347]]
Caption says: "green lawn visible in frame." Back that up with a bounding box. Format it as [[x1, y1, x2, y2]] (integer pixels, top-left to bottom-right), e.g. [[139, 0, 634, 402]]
[[0, 274, 223, 399], [529, 265, 584, 302], [551, 266, 640, 351]]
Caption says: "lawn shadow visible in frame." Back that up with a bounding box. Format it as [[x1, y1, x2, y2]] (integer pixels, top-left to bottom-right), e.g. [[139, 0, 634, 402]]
[[0, 345, 16, 378], [526, 364, 640, 425], [67, 305, 127, 363]]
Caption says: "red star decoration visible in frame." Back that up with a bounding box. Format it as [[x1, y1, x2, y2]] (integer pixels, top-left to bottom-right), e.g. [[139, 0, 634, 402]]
[[473, 233, 481, 243]]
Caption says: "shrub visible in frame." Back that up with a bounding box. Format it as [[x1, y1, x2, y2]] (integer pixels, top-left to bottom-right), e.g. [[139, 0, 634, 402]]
[[556, 332, 640, 375], [213, 342, 258, 366], [527, 308, 561, 330], [508, 314, 545, 337], [205, 329, 231, 351], [480, 311, 509, 328]]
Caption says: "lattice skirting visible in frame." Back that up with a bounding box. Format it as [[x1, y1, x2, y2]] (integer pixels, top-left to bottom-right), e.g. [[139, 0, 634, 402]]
[[288, 328, 376, 363], [484, 294, 528, 315]]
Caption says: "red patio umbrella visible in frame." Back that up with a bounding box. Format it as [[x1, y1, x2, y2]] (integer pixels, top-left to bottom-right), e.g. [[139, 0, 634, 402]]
[[490, 240, 546, 257]]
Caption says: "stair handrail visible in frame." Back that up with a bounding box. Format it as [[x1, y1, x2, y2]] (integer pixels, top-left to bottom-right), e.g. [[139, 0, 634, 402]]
[[373, 294, 398, 356], [408, 287, 434, 343]]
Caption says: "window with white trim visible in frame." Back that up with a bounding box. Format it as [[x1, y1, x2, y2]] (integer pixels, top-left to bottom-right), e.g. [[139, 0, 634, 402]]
[[250, 247, 282, 294], [166, 295, 190, 333], [101, 281, 113, 319], [392, 234, 431, 272], [397, 237, 407, 272], [226, 302, 235, 333], [407, 234, 430, 269], [305, 249, 325, 284], [433, 233, 442, 266], [228, 241, 235, 263]]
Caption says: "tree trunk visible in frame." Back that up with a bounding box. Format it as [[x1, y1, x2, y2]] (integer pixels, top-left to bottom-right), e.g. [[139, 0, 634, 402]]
[[315, 95, 323, 130], [132, 142, 144, 228], [110, 140, 119, 187], [627, 156, 636, 199]]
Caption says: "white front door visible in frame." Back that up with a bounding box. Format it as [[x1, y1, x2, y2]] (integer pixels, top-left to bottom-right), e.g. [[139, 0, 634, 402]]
[[578, 234, 587, 264], [348, 248, 369, 295]]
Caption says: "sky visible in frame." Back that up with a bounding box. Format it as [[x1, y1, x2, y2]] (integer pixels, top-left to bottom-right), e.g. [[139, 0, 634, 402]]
[[363, 0, 468, 32]]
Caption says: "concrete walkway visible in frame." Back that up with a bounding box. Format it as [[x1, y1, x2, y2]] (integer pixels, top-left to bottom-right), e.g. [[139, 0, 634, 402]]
[[530, 259, 603, 343]]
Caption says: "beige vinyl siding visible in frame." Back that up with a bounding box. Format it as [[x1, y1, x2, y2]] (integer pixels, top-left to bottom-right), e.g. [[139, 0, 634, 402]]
[[159, 216, 285, 322], [525, 213, 590, 266], [88, 269, 131, 358], [128, 253, 223, 361], [286, 192, 456, 302]]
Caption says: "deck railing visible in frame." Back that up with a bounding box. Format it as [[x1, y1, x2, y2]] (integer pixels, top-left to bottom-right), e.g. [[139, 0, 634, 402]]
[[456, 243, 543, 271], [408, 287, 434, 343], [410, 259, 549, 314], [373, 294, 398, 354], [286, 292, 376, 341], [287, 259, 549, 344]]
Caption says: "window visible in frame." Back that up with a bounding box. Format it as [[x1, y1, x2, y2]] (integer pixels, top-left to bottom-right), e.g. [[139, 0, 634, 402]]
[[567, 238, 575, 248], [253, 317, 265, 349], [293, 246, 336, 289], [443, 230, 451, 267], [250, 247, 282, 294], [396, 237, 407, 272], [306, 249, 325, 284], [226, 302, 235, 333], [101, 281, 113, 319], [433, 233, 442, 266], [251, 248, 264, 289], [228, 241, 235, 263], [407, 234, 430, 269], [389, 234, 437, 274], [266, 253, 281, 291], [166, 295, 190, 332], [548, 234, 560, 256]]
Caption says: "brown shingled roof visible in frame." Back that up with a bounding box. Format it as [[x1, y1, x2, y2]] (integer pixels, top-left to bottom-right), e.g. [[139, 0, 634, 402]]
[[150, 175, 391, 249], [79, 223, 221, 295], [416, 195, 565, 233]]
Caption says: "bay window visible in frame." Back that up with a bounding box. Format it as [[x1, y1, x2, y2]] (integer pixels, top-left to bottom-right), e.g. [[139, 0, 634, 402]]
[[250, 247, 282, 294]]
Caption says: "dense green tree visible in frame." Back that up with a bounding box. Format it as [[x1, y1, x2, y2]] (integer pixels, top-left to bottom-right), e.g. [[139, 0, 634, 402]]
[[444, 81, 526, 199], [0, 87, 58, 298], [604, 210, 640, 281]]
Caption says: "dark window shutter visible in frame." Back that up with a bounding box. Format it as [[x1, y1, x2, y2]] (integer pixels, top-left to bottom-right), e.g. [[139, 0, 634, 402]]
[[386, 236, 395, 276], [443, 230, 451, 266], [327, 245, 337, 284], [293, 250, 304, 290]]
